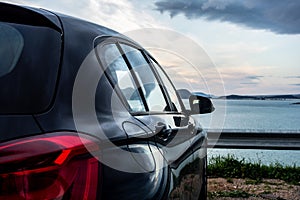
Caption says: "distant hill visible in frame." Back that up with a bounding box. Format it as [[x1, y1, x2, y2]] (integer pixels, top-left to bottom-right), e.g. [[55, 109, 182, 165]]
[[218, 95, 259, 100], [218, 94, 300, 100], [177, 89, 300, 100], [177, 89, 214, 99], [291, 102, 300, 105], [266, 95, 299, 99], [192, 92, 214, 98]]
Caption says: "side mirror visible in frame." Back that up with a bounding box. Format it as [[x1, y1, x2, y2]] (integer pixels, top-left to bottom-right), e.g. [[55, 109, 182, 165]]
[[188, 94, 215, 115]]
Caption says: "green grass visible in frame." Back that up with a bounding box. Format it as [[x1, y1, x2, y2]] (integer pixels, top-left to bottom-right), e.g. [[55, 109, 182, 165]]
[[207, 154, 300, 185]]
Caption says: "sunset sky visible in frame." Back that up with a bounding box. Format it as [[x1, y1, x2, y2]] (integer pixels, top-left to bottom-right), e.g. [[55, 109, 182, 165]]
[[5, 0, 300, 95]]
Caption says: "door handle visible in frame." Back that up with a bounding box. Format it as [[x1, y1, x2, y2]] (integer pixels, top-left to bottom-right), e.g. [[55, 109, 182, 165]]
[[155, 122, 172, 141], [172, 122, 196, 134]]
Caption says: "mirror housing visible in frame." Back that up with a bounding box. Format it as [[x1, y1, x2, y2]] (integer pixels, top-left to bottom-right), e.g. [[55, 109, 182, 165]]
[[188, 94, 215, 115]]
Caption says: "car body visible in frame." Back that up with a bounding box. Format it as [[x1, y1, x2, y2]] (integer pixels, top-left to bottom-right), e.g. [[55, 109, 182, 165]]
[[0, 3, 213, 199]]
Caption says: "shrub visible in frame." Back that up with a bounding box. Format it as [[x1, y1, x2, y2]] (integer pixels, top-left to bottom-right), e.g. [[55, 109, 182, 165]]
[[207, 154, 300, 184]]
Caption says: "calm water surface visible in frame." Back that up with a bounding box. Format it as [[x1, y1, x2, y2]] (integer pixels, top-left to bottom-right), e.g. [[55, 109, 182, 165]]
[[199, 99, 300, 131], [195, 99, 300, 166]]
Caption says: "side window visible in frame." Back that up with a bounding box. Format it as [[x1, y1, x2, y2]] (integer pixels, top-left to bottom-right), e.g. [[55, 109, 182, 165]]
[[120, 44, 169, 112], [150, 58, 183, 113], [99, 44, 146, 112]]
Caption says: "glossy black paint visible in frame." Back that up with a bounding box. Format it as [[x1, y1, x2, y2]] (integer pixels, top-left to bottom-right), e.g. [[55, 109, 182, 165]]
[[0, 3, 208, 199], [189, 94, 215, 115]]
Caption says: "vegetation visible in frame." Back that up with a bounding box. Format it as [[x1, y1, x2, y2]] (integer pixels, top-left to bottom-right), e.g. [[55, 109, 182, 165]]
[[208, 190, 253, 198], [207, 154, 300, 185]]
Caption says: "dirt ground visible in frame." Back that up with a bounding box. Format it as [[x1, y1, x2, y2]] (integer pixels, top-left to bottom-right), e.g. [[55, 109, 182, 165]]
[[208, 178, 300, 200]]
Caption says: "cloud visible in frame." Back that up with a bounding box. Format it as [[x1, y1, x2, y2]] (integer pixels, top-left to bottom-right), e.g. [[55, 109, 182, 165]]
[[4, 0, 160, 32], [285, 76, 300, 79], [155, 0, 300, 34], [239, 75, 263, 85], [240, 82, 258, 85], [245, 75, 264, 80]]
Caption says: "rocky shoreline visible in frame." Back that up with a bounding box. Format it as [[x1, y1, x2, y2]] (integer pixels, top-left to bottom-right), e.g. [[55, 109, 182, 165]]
[[208, 178, 300, 200]]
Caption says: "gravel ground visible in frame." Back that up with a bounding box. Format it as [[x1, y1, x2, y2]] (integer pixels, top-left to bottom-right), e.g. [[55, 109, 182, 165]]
[[208, 178, 300, 200]]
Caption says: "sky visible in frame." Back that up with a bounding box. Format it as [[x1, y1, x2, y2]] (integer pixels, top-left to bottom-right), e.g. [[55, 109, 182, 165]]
[[4, 0, 300, 96]]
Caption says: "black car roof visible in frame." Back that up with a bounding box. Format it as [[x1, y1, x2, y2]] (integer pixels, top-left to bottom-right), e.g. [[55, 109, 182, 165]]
[[0, 2, 130, 40], [0, 2, 62, 32]]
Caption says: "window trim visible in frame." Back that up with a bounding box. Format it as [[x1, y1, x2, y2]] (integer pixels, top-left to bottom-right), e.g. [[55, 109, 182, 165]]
[[119, 42, 178, 114], [94, 40, 134, 112], [94, 36, 181, 115], [146, 53, 187, 114], [143, 52, 177, 112], [116, 42, 149, 112]]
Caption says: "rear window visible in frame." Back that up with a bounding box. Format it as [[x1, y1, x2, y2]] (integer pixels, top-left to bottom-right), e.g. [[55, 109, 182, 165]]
[[0, 22, 61, 114]]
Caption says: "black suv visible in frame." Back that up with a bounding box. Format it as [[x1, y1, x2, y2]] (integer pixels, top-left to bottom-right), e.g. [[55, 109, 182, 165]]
[[0, 3, 213, 200]]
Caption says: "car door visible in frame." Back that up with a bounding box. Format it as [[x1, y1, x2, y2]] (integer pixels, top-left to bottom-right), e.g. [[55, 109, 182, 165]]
[[140, 57, 206, 199], [117, 43, 206, 199], [95, 37, 206, 199]]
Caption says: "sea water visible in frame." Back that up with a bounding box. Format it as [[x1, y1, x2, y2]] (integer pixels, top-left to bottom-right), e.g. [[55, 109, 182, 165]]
[[196, 99, 300, 166], [200, 99, 300, 131]]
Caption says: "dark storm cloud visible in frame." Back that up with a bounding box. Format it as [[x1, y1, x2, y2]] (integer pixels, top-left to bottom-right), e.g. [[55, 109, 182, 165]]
[[155, 0, 300, 34]]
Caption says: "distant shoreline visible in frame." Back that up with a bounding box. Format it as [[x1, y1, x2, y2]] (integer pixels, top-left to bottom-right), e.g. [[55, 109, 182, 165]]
[[217, 94, 300, 100], [291, 102, 300, 105], [214, 98, 300, 101], [177, 89, 300, 100]]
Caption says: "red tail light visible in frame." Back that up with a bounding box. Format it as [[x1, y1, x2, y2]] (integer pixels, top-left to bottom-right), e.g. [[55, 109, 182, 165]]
[[0, 132, 100, 200]]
